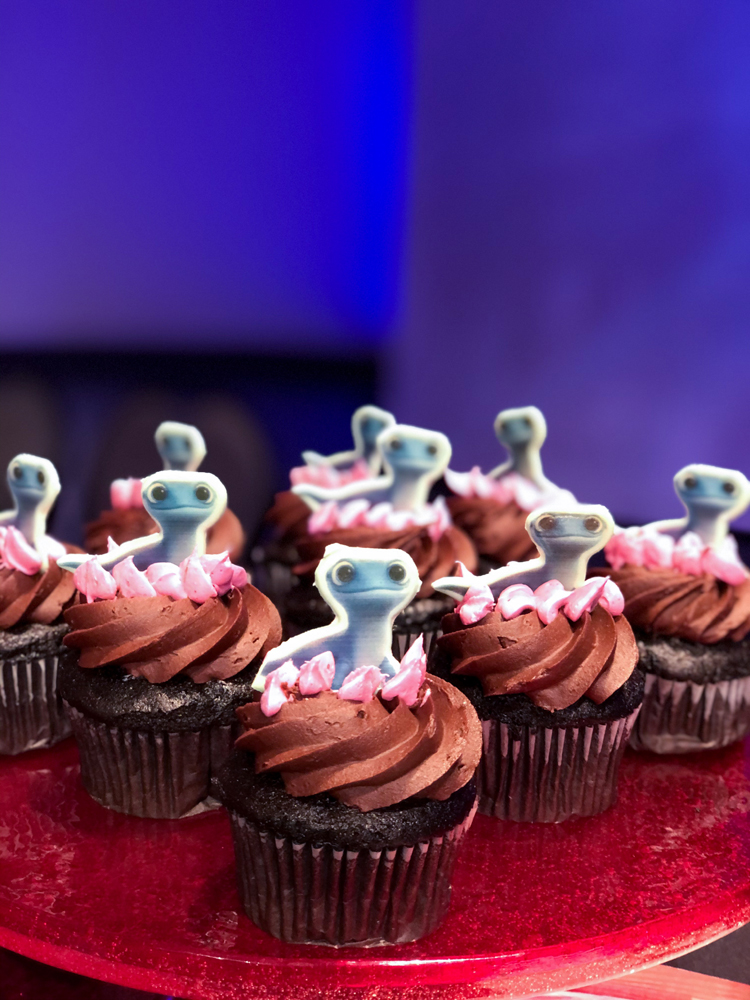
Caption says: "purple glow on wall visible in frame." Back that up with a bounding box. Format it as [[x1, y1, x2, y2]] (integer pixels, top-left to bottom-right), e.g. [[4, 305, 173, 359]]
[[385, 0, 750, 527], [0, 2, 411, 345]]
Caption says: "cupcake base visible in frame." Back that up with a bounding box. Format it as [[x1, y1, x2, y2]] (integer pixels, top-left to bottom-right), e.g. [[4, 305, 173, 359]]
[[630, 632, 750, 753], [59, 660, 260, 818], [66, 704, 236, 818], [477, 710, 639, 822], [0, 623, 74, 756], [216, 755, 477, 946], [430, 647, 644, 823]]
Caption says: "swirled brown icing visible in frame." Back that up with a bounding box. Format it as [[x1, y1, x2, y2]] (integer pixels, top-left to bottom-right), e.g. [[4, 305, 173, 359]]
[[437, 605, 638, 710], [0, 561, 77, 628], [85, 507, 246, 562], [446, 496, 537, 565], [63, 584, 281, 684], [235, 674, 482, 812], [594, 565, 750, 644]]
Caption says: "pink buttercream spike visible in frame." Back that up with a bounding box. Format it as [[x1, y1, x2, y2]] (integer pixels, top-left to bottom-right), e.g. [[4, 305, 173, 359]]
[[363, 501, 393, 529], [112, 557, 157, 598], [564, 577, 609, 622], [308, 501, 339, 535], [702, 536, 748, 586], [2, 526, 43, 575], [110, 478, 139, 510], [145, 562, 188, 600], [673, 531, 704, 576], [534, 579, 571, 625], [381, 636, 426, 707], [496, 583, 536, 620], [73, 557, 118, 603], [384, 508, 414, 532], [180, 554, 217, 603], [605, 527, 645, 570], [457, 583, 495, 625], [641, 529, 675, 569], [337, 665, 384, 703], [337, 498, 370, 529], [427, 495, 452, 542], [298, 651, 336, 696], [260, 661, 300, 717], [599, 578, 625, 616]]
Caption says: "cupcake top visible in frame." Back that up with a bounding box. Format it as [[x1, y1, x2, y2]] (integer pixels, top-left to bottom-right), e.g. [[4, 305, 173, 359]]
[[85, 420, 245, 561], [268, 422, 477, 595], [600, 463, 750, 644], [0, 454, 77, 627], [434, 504, 638, 710], [242, 544, 481, 811], [444, 406, 576, 564], [60, 471, 280, 682]]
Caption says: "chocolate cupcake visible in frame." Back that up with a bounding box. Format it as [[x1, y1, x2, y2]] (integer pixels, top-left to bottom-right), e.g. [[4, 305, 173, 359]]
[[86, 420, 246, 562], [216, 544, 481, 946], [254, 405, 396, 606], [431, 503, 642, 823], [445, 406, 575, 568], [0, 454, 79, 755], [58, 469, 280, 818], [596, 463, 750, 754], [264, 422, 477, 656]]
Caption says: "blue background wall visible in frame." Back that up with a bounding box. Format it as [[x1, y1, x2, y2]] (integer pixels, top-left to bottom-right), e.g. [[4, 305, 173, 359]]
[[2, 0, 750, 531]]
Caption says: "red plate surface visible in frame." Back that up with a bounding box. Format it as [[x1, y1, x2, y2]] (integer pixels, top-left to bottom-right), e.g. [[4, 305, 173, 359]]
[[0, 738, 748, 1000]]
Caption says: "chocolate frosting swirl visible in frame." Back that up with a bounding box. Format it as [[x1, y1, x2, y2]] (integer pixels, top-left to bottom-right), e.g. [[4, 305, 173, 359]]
[[0, 560, 77, 628], [85, 507, 246, 562], [235, 675, 481, 812], [594, 565, 750, 644], [63, 584, 281, 684], [437, 605, 638, 710], [446, 496, 537, 565], [266, 491, 477, 597]]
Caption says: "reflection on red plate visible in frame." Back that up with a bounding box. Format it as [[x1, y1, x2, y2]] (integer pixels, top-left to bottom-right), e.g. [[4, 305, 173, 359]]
[[0, 739, 749, 1000]]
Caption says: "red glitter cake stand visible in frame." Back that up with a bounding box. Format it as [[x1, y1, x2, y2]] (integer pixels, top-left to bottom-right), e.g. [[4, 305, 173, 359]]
[[0, 739, 748, 1000]]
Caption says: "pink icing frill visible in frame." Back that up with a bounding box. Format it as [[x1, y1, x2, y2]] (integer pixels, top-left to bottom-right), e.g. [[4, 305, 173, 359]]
[[454, 576, 625, 625], [307, 495, 453, 542], [444, 467, 576, 513], [381, 636, 427, 707], [605, 526, 748, 587], [1, 526, 43, 575], [289, 458, 372, 489], [110, 478, 144, 510], [298, 652, 336, 696], [260, 661, 300, 717], [74, 551, 248, 605]]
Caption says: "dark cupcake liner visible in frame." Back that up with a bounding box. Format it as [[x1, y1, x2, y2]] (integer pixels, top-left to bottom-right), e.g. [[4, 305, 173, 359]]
[[0, 653, 71, 755], [391, 620, 442, 661], [65, 703, 239, 818], [229, 803, 477, 946], [629, 672, 750, 754], [477, 709, 640, 823]]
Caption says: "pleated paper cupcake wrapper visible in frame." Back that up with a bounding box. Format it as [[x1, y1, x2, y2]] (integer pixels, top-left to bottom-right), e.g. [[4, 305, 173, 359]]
[[0, 653, 71, 756], [477, 709, 640, 823], [229, 802, 477, 946], [65, 703, 239, 819], [629, 672, 750, 754], [391, 621, 442, 661]]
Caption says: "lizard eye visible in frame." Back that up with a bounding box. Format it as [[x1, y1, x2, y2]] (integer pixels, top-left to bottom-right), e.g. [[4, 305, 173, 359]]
[[333, 561, 356, 585], [148, 483, 168, 503], [37, 470, 45, 485], [683, 476, 697, 489], [584, 516, 601, 532], [537, 515, 556, 531], [195, 485, 211, 503], [723, 481, 736, 494], [11, 465, 22, 480], [388, 562, 407, 582]]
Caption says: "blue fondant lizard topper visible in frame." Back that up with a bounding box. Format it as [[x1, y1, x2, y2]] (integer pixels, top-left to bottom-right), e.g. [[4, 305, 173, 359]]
[[154, 421, 207, 472], [0, 454, 63, 570], [302, 404, 396, 476], [293, 423, 451, 512], [253, 543, 420, 691], [642, 463, 750, 547], [434, 503, 615, 600], [59, 471, 227, 572]]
